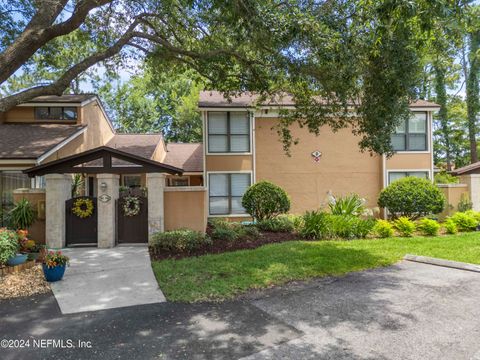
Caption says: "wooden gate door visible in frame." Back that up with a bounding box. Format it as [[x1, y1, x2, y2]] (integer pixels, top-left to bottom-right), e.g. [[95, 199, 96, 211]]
[[116, 193, 148, 244], [65, 196, 98, 246]]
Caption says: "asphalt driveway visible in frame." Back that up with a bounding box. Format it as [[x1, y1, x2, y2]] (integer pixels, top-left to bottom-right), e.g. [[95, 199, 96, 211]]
[[2, 260, 480, 359]]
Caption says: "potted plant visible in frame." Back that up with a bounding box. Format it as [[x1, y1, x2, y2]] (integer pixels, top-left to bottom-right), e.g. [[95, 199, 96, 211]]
[[42, 250, 69, 282], [17, 229, 45, 261], [0, 228, 23, 266]]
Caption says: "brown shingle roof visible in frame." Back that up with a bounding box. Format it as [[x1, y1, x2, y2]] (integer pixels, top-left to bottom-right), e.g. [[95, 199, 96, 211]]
[[164, 143, 203, 172], [29, 94, 97, 103], [0, 123, 85, 159], [451, 162, 480, 176], [106, 134, 162, 160], [198, 90, 439, 109]]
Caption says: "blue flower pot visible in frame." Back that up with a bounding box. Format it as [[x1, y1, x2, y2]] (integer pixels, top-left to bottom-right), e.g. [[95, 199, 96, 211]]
[[42, 264, 66, 282], [7, 253, 28, 266]]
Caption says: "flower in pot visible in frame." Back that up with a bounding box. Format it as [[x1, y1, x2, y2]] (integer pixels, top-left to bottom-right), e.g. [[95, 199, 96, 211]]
[[0, 228, 26, 267], [42, 250, 70, 282]]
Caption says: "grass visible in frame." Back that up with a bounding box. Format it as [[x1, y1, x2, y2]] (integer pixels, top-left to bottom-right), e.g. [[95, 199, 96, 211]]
[[151, 232, 480, 302]]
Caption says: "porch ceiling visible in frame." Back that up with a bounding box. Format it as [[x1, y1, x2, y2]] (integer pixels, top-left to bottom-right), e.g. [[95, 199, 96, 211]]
[[23, 146, 183, 177]]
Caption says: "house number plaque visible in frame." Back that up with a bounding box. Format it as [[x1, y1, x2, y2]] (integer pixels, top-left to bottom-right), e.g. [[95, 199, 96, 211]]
[[99, 194, 111, 203]]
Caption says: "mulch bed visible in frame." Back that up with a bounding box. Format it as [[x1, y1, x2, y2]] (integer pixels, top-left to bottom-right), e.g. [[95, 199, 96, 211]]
[[0, 265, 51, 300], [150, 231, 299, 261]]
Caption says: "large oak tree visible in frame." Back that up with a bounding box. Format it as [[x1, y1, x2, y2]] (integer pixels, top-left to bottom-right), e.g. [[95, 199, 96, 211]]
[[0, 0, 464, 155]]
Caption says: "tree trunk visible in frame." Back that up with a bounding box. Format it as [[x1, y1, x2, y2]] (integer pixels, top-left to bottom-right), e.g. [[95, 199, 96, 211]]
[[466, 30, 480, 164], [433, 64, 451, 170]]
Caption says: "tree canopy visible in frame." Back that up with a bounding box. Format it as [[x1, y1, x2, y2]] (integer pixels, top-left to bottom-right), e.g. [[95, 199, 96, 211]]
[[0, 0, 477, 156]]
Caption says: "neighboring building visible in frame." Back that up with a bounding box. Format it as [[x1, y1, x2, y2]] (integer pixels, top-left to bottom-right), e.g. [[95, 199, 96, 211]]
[[0, 94, 202, 224], [198, 91, 439, 218]]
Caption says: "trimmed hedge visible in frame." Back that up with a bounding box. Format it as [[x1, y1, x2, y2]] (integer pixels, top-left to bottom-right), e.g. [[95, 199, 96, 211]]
[[150, 229, 211, 253], [378, 177, 445, 219], [242, 181, 290, 220]]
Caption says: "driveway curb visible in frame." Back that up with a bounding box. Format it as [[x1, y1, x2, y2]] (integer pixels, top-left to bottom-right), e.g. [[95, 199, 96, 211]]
[[404, 254, 480, 273]]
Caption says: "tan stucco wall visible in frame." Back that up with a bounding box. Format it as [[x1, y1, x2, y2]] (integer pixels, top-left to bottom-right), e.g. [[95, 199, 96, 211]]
[[206, 155, 253, 171], [255, 118, 382, 213], [437, 184, 469, 220], [79, 101, 115, 150], [386, 153, 432, 170], [13, 189, 46, 244], [164, 188, 207, 232]]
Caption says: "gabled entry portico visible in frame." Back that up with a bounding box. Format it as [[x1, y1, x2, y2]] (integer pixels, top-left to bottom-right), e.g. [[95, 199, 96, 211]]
[[24, 146, 182, 248]]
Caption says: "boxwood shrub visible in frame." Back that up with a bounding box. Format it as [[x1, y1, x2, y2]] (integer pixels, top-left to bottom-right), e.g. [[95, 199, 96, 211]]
[[378, 177, 445, 219], [150, 229, 211, 254], [242, 181, 290, 220], [256, 215, 296, 233]]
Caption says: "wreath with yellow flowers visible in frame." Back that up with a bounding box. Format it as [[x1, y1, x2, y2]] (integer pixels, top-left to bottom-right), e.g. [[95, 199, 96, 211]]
[[122, 196, 141, 217], [72, 198, 94, 218]]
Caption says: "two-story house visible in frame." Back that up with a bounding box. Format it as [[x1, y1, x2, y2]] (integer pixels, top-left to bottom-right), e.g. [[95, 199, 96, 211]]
[[198, 91, 439, 219]]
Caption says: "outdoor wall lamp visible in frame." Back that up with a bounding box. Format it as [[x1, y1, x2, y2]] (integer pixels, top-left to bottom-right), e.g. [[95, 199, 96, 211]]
[[100, 182, 108, 192]]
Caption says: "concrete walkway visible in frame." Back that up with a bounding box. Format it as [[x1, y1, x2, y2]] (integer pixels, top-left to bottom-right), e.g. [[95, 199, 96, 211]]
[[50, 247, 166, 314]]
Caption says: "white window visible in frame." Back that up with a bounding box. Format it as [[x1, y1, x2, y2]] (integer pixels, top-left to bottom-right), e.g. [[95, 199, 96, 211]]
[[391, 112, 428, 151], [209, 173, 251, 215], [207, 112, 250, 153], [388, 171, 429, 184]]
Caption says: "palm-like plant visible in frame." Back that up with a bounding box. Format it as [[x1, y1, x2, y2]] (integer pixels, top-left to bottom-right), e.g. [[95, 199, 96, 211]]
[[8, 198, 36, 230], [328, 194, 366, 216]]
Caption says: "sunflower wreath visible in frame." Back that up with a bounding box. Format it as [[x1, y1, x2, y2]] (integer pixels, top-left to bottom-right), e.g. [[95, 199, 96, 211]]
[[122, 196, 141, 217], [72, 198, 94, 218]]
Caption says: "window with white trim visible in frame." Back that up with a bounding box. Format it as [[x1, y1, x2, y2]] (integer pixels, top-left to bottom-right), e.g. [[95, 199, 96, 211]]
[[391, 112, 427, 151], [209, 173, 251, 215], [388, 171, 429, 184], [208, 112, 250, 153]]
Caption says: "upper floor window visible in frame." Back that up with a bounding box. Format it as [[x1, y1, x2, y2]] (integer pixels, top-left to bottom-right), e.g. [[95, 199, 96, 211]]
[[35, 106, 77, 121], [391, 112, 427, 151], [207, 112, 250, 153]]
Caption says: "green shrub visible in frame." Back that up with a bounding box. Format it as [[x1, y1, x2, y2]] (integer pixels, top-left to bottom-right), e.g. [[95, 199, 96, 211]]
[[300, 211, 374, 240], [444, 218, 458, 234], [150, 229, 211, 253], [242, 181, 290, 220], [394, 217, 416, 237], [8, 199, 36, 230], [464, 210, 480, 223], [457, 193, 473, 212], [209, 219, 259, 241], [449, 211, 478, 232], [0, 228, 19, 265], [256, 215, 295, 233], [434, 171, 459, 184], [378, 177, 445, 219], [418, 218, 440, 236], [373, 220, 394, 238], [328, 194, 365, 216]]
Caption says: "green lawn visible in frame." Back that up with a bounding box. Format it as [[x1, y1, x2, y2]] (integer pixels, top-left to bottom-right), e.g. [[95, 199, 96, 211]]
[[151, 232, 480, 302]]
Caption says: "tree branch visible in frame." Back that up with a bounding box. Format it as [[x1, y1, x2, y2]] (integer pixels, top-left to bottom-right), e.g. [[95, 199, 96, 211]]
[[0, 0, 112, 85], [0, 18, 139, 113]]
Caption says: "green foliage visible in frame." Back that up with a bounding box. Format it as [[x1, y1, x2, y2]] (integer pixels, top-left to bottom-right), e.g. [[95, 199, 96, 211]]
[[450, 211, 478, 231], [242, 181, 290, 221], [418, 218, 441, 236], [150, 229, 212, 253], [8, 199, 36, 230], [373, 220, 395, 238], [300, 211, 375, 240], [458, 193, 473, 212], [256, 215, 295, 233], [394, 217, 416, 237], [71, 174, 84, 197], [0, 228, 19, 265], [209, 219, 259, 242], [444, 219, 458, 234], [434, 172, 459, 184], [378, 177, 446, 219], [328, 194, 365, 216]]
